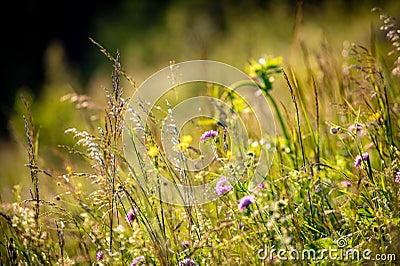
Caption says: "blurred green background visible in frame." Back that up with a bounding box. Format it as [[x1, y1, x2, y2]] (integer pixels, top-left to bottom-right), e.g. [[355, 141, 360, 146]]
[[0, 0, 399, 202]]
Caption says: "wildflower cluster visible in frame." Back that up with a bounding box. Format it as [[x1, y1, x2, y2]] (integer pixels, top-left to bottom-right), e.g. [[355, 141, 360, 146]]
[[2, 9, 400, 265]]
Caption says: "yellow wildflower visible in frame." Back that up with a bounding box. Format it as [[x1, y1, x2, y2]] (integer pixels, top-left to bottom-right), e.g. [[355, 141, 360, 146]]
[[179, 135, 193, 150], [369, 112, 381, 121], [148, 145, 159, 157]]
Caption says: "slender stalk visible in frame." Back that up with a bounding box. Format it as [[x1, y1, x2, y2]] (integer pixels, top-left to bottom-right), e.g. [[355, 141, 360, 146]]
[[282, 69, 306, 169], [229, 80, 290, 141]]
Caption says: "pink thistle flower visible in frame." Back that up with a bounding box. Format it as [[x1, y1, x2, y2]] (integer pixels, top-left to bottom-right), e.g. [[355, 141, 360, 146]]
[[200, 130, 218, 141]]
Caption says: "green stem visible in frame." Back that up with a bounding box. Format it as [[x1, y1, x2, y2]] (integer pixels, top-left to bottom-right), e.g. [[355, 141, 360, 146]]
[[264, 91, 290, 142], [229, 80, 290, 142]]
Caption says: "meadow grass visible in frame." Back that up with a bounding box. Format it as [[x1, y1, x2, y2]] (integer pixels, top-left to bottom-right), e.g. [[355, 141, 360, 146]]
[[1, 7, 400, 266]]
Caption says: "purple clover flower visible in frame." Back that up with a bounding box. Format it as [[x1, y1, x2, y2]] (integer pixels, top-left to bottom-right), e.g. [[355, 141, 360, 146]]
[[257, 182, 266, 189], [341, 181, 351, 187], [96, 251, 103, 261], [238, 195, 256, 211], [200, 130, 218, 141], [126, 212, 134, 223], [395, 171, 400, 185], [179, 258, 195, 266], [354, 155, 362, 168], [348, 123, 362, 133], [181, 240, 190, 249], [126, 208, 139, 223], [131, 255, 145, 266], [215, 177, 233, 196], [354, 152, 369, 168]]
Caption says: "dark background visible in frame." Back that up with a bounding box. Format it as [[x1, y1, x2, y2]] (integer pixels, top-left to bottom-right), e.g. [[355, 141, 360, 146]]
[[0, 0, 396, 139], [0, 0, 172, 139]]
